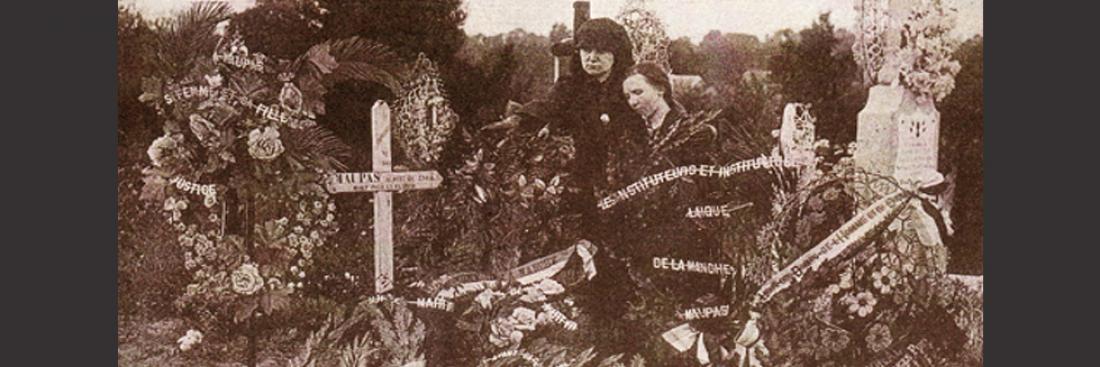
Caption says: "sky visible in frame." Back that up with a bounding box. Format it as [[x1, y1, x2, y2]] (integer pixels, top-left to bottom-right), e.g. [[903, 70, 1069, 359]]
[[124, 0, 982, 42], [466, 0, 982, 41]]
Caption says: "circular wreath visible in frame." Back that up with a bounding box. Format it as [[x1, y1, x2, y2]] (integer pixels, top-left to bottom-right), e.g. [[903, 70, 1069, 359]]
[[746, 150, 979, 366], [138, 35, 401, 325]]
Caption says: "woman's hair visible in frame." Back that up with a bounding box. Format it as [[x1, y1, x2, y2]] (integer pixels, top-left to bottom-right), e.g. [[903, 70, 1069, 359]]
[[627, 62, 677, 110], [569, 18, 635, 84]]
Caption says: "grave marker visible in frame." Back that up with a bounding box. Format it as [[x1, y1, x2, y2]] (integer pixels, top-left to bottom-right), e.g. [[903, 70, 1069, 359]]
[[894, 110, 940, 184], [325, 101, 443, 294]]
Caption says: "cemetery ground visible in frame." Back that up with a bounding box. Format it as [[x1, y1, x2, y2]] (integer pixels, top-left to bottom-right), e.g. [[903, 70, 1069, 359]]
[[118, 314, 298, 367]]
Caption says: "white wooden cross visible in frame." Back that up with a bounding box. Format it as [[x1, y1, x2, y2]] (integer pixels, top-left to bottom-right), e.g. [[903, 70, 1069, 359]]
[[325, 101, 443, 294]]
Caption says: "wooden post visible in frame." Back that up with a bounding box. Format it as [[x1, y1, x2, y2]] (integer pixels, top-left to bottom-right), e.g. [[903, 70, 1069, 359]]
[[371, 101, 395, 294], [573, 1, 590, 35], [554, 57, 561, 82]]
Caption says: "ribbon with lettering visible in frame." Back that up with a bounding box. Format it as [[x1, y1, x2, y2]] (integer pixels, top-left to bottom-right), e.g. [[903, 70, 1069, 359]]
[[478, 349, 541, 366], [732, 186, 928, 366], [364, 294, 455, 313], [170, 177, 218, 207], [508, 240, 597, 285], [652, 257, 738, 277], [678, 304, 732, 321], [599, 155, 807, 210], [161, 83, 315, 128], [751, 190, 913, 307], [435, 280, 500, 300], [686, 202, 753, 219]]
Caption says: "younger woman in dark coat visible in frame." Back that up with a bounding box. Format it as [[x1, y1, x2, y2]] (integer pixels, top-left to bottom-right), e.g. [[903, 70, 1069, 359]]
[[610, 62, 724, 314]]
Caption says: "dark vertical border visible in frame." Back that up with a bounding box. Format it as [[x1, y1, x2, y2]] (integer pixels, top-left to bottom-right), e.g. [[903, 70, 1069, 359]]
[[987, 1, 1099, 366], [9, 0, 117, 364]]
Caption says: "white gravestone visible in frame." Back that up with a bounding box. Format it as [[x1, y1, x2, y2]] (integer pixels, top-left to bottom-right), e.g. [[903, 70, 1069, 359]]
[[853, 85, 939, 199], [780, 103, 816, 166]]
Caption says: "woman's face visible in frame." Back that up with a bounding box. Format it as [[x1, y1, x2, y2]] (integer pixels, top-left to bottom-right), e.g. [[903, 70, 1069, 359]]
[[623, 74, 666, 119], [579, 48, 615, 80]]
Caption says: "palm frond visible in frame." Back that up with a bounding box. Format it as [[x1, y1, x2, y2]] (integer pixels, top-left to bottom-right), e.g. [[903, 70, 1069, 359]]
[[149, 2, 232, 78], [333, 62, 405, 97], [365, 301, 426, 366], [284, 125, 353, 169], [322, 37, 407, 94]]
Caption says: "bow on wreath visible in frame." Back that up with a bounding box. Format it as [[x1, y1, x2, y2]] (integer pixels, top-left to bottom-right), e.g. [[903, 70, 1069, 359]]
[[660, 311, 769, 366], [665, 319, 757, 367]]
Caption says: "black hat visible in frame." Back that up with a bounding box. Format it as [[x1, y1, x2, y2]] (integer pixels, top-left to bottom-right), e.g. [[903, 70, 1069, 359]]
[[575, 18, 633, 56]]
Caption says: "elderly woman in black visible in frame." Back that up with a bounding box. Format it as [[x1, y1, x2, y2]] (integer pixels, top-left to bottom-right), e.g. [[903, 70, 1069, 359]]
[[484, 18, 646, 353], [485, 18, 644, 222]]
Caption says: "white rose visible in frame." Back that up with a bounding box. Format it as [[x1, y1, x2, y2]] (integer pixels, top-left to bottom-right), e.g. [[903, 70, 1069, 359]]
[[247, 127, 285, 161], [177, 329, 203, 351], [205, 73, 223, 88], [474, 289, 494, 309], [147, 134, 182, 167], [510, 307, 538, 331], [535, 279, 565, 295], [230, 263, 264, 295]]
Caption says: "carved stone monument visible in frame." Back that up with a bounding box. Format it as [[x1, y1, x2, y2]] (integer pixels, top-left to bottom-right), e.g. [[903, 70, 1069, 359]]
[[852, 0, 955, 273], [854, 85, 940, 196]]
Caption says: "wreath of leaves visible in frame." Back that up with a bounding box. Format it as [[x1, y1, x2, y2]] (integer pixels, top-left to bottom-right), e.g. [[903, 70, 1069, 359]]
[[394, 53, 459, 167], [617, 0, 672, 72], [750, 154, 979, 366]]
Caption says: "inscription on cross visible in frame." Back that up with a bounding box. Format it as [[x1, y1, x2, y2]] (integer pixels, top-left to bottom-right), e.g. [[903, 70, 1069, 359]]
[[325, 101, 443, 294]]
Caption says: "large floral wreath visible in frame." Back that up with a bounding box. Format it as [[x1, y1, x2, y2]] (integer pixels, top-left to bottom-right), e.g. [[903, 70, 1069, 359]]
[[138, 36, 402, 326], [744, 151, 981, 367]]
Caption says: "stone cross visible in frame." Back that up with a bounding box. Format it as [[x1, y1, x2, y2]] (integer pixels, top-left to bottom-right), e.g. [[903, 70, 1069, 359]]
[[325, 101, 443, 294], [852, 0, 948, 274], [853, 0, 941, 199]]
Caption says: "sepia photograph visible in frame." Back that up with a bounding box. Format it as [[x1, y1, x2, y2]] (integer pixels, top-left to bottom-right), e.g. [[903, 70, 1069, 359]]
[[117, 0, 983, 365]]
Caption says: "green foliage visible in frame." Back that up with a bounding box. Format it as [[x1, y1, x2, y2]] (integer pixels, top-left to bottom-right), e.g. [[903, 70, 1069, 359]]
[[700, 31, 761, 90], [230, 0, 326, 60], [287, 298, 426, 367], [457, 30, 556, 105], [668, 37, 706, 76], [118, 4, 223, 318], [119, 4, 982, 366], [118, 162, 190, 316], [367, 301, 428, 366], [938, 36, 983, 274], [768, 13, 865, 143], [320, 36, 407, 95], [319, 0, 467, 64], [147, 2, 233, 79], [479, 339, 647, 366], [744, 157, 979, 366]]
